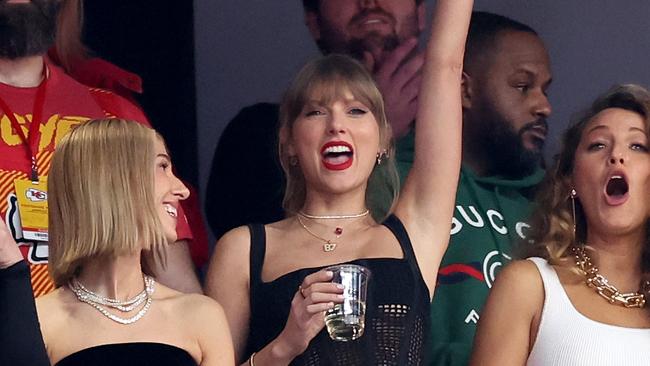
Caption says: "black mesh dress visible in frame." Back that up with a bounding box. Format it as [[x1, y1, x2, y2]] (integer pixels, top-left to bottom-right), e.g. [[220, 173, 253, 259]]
[[246, 215, 431, 365]]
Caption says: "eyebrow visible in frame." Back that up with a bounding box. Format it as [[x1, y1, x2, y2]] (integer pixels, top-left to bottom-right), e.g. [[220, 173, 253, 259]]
[[585, 125, 648, 135], [513, 68, 553, 86], [586, 125, 608, 134], [156, 153, 171, 160], [630, 126, 647, 134]]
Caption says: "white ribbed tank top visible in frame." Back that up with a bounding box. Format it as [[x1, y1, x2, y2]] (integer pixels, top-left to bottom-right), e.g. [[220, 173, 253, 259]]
[[526, 257, 650, 366]]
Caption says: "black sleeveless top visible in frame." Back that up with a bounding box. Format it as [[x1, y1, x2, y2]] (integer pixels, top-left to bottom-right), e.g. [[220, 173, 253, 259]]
[[55, 343, 197, 366], [246, 215, 431, 365]]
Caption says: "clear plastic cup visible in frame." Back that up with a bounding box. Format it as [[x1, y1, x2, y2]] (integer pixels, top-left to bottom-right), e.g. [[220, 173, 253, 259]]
[[323, 264, 371, 341]]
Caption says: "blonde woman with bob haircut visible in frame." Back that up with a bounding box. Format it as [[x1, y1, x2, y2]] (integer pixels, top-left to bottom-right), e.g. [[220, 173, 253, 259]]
[[470, 85, 650, 365], [205, 1, 473, 365], [17, 119, 234, 366]]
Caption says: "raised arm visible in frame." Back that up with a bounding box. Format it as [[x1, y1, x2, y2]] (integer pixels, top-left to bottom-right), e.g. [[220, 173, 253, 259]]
[[393, 0, 473, 295], [0, 219, 50, 366]]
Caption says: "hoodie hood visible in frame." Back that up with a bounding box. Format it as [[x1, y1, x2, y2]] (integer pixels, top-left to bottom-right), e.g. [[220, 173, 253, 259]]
[[462, 163, 545, 190]]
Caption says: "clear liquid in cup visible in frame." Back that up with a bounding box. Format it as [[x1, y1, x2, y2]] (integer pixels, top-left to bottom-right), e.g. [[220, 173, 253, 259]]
[[324, 299, 366, 341]]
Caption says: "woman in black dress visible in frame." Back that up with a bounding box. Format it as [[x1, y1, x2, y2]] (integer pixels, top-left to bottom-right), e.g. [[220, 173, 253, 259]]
[[205, 1, 473, 364], [1, 119, 234, 366]]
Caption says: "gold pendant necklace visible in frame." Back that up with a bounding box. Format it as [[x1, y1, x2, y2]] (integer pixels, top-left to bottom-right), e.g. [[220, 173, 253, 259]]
[[296, 215, 341, 252], [572, 245, 649, 308]]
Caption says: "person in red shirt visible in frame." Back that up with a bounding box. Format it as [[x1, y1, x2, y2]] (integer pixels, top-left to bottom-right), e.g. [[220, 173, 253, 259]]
[[0, 0, 201, 296]]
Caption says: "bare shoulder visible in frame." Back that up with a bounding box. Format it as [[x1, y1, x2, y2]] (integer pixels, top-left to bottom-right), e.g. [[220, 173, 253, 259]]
[[500, 259, 543, 281], [36, 287, 71, 320], [206, 225, 251, 288], [497, 259, 544, 288], [156, 285, 228, 326], [492, 259, 545, 307], [180, 293, 228, 323], [35, 287, 76, 343], [216, 225, 252, 253]]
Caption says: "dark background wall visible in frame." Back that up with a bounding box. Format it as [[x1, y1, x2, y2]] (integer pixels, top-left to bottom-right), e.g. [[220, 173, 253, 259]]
[[83, 1, 199, 188], [80, 1, 650, 241], [195, 0, 650, 219]]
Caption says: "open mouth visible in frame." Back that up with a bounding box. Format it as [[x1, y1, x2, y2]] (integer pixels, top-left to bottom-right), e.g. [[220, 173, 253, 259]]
[[604, 174, 629, 206], [321, 141, 353, 171], [163, 203, 178, 218]]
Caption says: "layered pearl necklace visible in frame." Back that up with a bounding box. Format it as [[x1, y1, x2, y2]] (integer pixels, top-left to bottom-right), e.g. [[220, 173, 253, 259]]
[[68, 274, 155, 325]]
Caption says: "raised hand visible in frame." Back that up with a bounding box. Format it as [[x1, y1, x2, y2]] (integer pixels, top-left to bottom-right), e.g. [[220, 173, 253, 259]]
[[363, 38, 424, 138], [0, 218, 22, 269]]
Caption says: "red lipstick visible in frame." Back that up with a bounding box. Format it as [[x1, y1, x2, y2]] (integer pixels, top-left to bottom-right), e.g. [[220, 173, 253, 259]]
[[321, 141, 354, 171]]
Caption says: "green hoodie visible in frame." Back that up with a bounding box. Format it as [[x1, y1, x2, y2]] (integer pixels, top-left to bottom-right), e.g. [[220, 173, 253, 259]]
[[389, 130, 544, 366]]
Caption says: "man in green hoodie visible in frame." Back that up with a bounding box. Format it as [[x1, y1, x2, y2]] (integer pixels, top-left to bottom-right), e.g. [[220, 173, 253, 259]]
[[390, 12, 552, 366]]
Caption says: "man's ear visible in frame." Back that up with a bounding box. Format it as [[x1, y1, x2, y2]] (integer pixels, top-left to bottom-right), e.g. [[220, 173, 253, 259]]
[[305, 10, 321, 41], [461, 71, 473, 109], [417, 2, 426, 33]]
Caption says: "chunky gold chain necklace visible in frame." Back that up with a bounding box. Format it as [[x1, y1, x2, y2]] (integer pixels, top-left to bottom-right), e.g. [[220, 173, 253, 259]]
[[571, 245, 649, 308]]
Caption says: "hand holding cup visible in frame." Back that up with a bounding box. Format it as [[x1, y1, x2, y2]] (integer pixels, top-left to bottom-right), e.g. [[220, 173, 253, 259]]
[[324, 264, 371, 341]]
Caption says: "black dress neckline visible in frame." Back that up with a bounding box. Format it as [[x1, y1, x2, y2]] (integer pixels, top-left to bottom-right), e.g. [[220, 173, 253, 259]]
[[55, 342, 197, 366]]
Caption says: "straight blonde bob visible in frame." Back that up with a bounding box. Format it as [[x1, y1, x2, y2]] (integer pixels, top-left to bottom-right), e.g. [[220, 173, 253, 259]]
[[48, 119, 167, 286], [278, 54, 400, 221]]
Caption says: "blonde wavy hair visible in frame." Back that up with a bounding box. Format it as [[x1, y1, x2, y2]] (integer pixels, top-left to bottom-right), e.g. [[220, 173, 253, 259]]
[[526, 84, 650, 268], [278, 54, 400, 221], [48, 119, 167, 286]]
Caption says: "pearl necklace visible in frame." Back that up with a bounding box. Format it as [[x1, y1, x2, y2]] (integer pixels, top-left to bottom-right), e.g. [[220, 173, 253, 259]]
[[68, 275, 155, 325]]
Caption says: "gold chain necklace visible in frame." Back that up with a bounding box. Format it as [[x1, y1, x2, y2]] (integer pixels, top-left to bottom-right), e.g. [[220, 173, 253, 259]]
[[572, 245, 649, 308], [296, 215, 342, 252]]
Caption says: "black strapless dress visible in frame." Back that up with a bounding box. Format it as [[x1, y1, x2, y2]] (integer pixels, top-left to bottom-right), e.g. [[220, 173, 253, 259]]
[[55, 342, 197, 366]]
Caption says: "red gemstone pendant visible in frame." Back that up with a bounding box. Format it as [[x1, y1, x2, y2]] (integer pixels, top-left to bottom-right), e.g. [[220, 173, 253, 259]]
[[334, 227, 343, 235]]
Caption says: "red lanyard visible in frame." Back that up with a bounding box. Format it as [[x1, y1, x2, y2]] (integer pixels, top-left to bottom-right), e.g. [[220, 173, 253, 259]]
[[0, 69, 48, 182]]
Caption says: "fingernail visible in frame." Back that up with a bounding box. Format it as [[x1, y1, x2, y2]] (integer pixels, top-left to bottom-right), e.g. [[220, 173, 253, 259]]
[[336, 284, 345, 289], [326, 271, 333, 277], [338, 294, 345, 299]]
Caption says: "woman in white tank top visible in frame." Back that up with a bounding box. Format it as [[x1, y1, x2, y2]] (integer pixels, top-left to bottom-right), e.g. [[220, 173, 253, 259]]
[[469, 84, 650, 366]]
